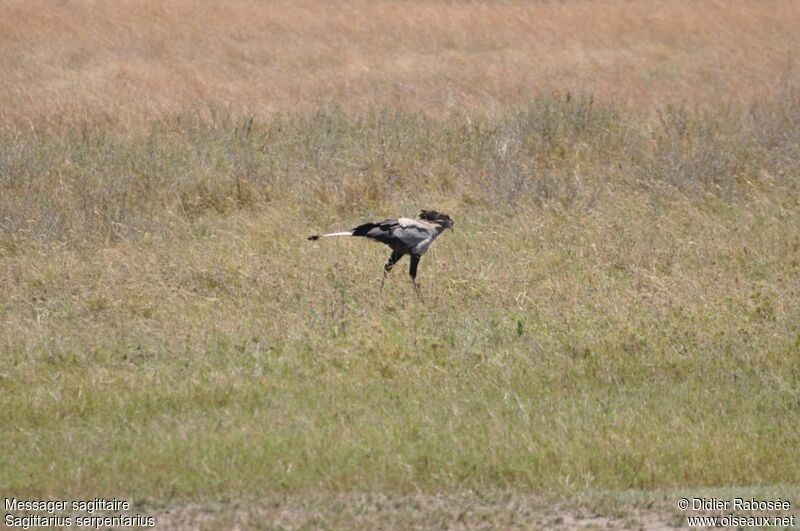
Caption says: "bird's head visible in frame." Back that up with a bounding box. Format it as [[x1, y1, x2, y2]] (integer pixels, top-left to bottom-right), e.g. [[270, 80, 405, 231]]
[[420, 209, 454, 230]]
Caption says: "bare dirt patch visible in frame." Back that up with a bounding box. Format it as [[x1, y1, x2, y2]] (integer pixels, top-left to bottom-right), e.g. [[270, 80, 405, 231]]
[[149, 492, 682, 530]]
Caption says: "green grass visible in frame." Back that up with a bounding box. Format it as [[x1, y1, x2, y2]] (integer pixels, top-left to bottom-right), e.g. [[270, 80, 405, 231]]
[[1, 96, 799, 503]]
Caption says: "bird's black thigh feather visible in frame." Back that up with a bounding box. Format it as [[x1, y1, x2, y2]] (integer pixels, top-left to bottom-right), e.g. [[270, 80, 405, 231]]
[[385, 249, 405, 272], [409, 255, 420, 279]]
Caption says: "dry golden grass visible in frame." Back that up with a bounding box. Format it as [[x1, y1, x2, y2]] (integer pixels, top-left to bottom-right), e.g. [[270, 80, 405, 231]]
[[2, 0, 799, 130]]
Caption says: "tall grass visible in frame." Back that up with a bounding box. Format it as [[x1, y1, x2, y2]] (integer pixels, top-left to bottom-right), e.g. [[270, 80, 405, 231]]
[[2, 94, 799, 248], [1, 95, 799, 501]]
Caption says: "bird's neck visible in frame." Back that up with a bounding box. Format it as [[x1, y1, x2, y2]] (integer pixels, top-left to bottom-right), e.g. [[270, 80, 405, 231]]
[[430, 223, 447, 237]]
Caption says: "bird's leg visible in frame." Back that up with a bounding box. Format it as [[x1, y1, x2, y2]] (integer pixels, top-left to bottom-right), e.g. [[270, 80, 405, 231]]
[[381, 250, 404, 293], [409, 255, 422, 300]]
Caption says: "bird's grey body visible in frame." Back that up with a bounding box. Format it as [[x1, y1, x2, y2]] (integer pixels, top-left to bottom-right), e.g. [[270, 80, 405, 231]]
[[308, 210, 454, 297]]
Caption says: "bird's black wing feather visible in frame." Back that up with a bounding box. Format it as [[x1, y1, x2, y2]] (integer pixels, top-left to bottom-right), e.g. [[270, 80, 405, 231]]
[[352, 219, 403, 246]]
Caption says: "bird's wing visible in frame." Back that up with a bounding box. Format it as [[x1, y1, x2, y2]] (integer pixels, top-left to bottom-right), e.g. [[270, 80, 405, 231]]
[[352, 219, 401, 245], [393, 218, 434, 249], [351, 217, 433, 249], [397, 218, 432, 231]]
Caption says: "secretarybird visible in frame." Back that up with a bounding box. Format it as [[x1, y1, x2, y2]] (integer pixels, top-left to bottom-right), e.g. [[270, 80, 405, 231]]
[[308, 210, 454, 297]]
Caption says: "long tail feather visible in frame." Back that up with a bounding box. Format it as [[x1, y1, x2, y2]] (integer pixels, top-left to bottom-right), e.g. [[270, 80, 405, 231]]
[[307, 231, 354, 241]]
